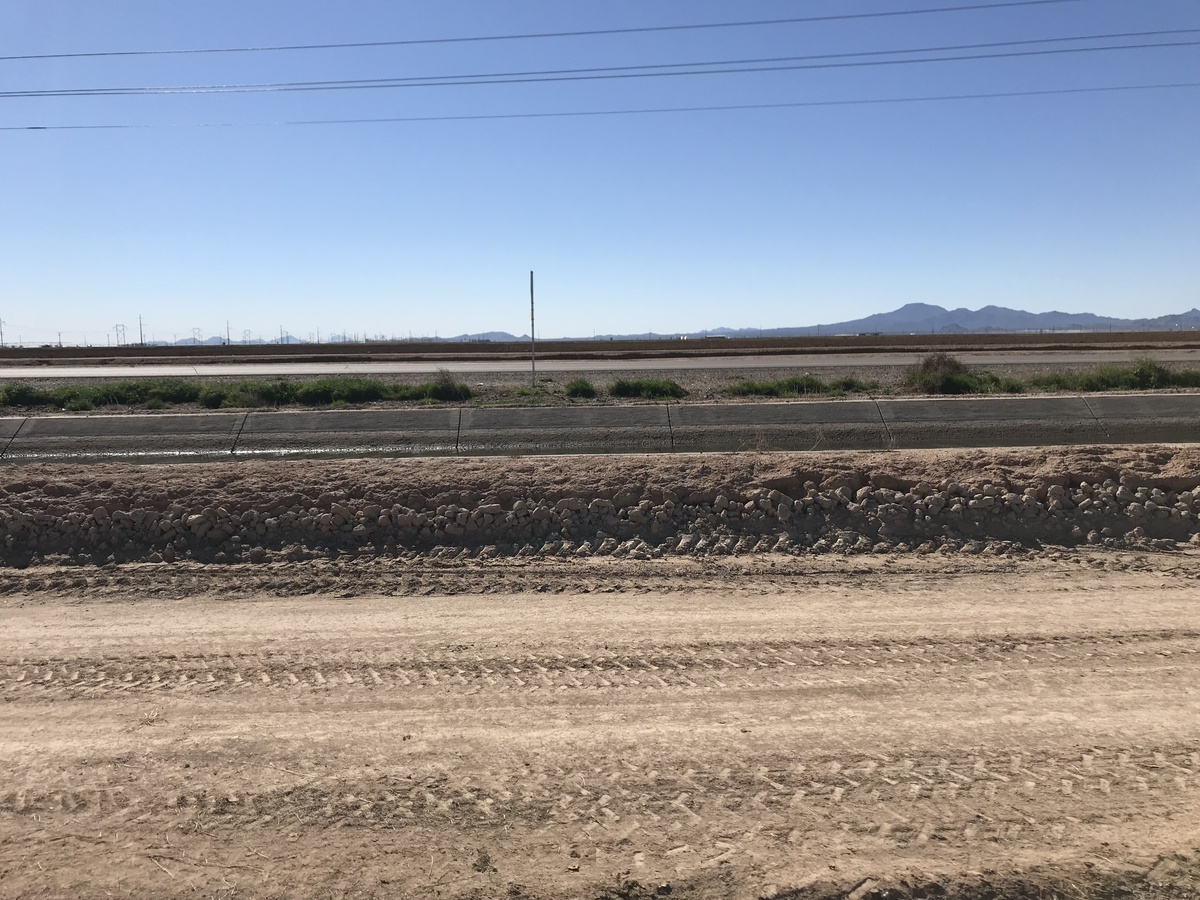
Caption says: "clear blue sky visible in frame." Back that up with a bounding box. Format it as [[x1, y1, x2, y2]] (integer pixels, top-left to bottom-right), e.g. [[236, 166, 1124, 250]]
[[1, 0, 1197, 345]]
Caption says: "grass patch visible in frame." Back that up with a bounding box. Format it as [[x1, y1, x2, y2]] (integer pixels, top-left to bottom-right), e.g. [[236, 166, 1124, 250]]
[[903, 353, 1023, 395], [727, 375, 875, 397], [0, 384, 47, 407], [609, 378, 687, 400], [565, 378, 597, 399], [0, 374, 473, 410], [294, 377, 384, 405], [197, 381, 298, 409], [0, 378, 205, 410], [1028, 358, 1200, 392], [421, 369, 474, 402]]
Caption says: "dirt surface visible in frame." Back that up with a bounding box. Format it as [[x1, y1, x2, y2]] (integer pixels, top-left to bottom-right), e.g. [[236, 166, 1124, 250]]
[[2, 448, 1200, 899], [3, 328, 1199, 368], [5, 446, 1200, 571]]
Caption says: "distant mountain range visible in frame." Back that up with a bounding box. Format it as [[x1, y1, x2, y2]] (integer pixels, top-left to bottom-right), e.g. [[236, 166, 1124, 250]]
[[136, 304, 1200, 347], [453, 304, 1200, 342], [686, 303, 1200, 339]]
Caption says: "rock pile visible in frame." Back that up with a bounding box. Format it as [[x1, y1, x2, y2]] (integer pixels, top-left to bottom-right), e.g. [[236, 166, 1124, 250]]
[[2, 473, 1197, 566]]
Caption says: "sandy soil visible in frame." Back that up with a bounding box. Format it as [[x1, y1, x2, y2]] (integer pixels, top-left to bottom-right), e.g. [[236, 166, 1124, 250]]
[[3, 448, 1200, 899], [7, 444, 1200, 515], [2, 554, 1200, 899]]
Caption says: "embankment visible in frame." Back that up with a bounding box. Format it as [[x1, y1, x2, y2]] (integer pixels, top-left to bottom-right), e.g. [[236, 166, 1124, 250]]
[[3, 446, 1200, 570]]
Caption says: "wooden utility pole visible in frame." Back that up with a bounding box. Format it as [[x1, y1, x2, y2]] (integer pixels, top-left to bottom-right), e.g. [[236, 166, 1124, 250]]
[[530, 270, 536, 388]]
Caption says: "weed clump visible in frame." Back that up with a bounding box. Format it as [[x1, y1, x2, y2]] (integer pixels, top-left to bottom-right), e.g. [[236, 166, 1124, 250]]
[[727, 375, 875, 397], [609, 378, 687, 400], [0, 378, 206, 410], [565, 378, 597, 399], [1, 384, 47, 407], [0, 374, 473, 410], [295, 377, 383, 405], [903, 353, 1022, 395], [421, 369, 473, 402], [1028, 358, 1200, 392]]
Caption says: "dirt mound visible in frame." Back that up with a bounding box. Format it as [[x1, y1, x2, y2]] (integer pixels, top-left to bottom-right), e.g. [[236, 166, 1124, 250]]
[[3, 446, 1200, 569]]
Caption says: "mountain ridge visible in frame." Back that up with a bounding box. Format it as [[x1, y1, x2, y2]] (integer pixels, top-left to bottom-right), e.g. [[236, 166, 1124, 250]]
[[143, 304, 1200, 345], [563, 304, 1200, 342]]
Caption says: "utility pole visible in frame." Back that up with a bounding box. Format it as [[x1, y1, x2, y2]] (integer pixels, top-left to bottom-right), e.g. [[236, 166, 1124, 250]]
[[226, 320, 231, 345], [530, 270, 536, 388], [280, 325, 285, 345], [0, 318, 5, 349], [138, 315, 144, 346]]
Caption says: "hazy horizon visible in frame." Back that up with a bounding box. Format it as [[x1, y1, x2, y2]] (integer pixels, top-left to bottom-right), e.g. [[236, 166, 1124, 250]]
[[5, 300, 1200, 349]]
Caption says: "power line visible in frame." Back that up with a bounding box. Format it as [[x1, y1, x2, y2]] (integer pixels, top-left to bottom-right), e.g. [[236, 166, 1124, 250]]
[[0, 0, 1086, 62], [4, 36, 1196, 99], [5, 82, 1196, 131]]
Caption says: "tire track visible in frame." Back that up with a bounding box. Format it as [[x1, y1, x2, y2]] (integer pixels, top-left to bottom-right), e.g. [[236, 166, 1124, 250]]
[[3, 746, 1196, 858], [4, 632, 1197, 699]]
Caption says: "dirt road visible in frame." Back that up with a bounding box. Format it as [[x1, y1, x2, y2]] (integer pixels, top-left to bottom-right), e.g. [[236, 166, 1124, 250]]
[[6, 348, 1200, 381], [3, 552, 1199, 899]]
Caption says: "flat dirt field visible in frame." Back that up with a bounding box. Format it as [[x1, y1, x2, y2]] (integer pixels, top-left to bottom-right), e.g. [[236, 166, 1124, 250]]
[[2, 449, 1200, 899]]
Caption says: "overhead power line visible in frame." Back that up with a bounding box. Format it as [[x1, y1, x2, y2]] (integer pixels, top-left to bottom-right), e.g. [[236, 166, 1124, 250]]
[[5, 82, 1197, 131], [3, 34, 1196, 99], [0, 0, 1084, 62]]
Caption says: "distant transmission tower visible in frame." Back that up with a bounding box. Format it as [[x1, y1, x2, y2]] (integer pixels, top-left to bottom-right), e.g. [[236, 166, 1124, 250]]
[[242, 329, 252, 344], [191, 328, 203, 345], [113, 324, 127, 347]]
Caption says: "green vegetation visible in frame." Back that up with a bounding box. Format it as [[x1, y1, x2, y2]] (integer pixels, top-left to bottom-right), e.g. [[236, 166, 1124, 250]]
[[609, 378, 687, 400], [904, 353, 1200, 396], [5, 355, 1200, 414], [727, 374, 875, 397], [1027, 358, 1200, 392], [0, 373, 472, 411], [903, 353, 1023, 395], [565, 378, 597, 399], [0, 378, 202, 411]]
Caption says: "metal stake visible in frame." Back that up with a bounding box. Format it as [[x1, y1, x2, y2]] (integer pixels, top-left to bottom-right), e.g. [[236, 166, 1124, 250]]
[[530, 270, 536, 388]]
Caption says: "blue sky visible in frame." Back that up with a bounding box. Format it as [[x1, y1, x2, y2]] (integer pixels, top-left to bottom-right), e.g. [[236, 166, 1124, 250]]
[[1, 0, 1197, 345]]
